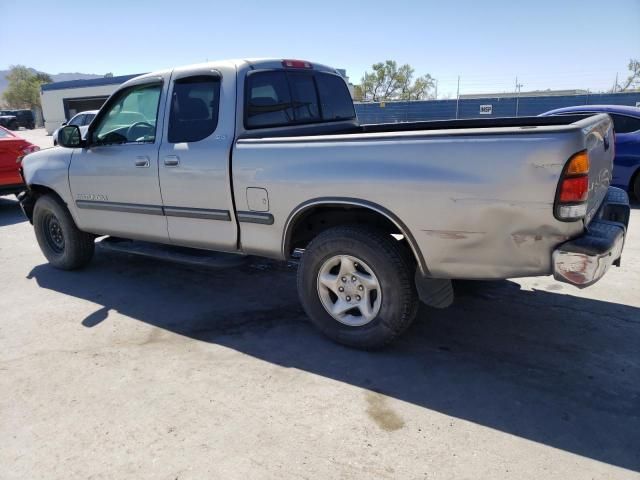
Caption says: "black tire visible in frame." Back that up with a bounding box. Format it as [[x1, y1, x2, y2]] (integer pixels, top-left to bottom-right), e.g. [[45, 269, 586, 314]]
[[33, 194, 95, 270], [633, 172, 640, 201], [297, 225, 419, 349], [8, 120, 18, 131]]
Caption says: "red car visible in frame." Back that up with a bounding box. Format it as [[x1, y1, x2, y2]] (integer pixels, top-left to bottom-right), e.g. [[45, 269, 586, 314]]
[[0, 126, 39, 196]]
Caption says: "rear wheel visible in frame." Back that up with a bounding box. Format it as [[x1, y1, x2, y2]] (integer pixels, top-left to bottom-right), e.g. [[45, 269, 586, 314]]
[[33, 194, 95, 270], [297, 225, 419, 349], [8, 120, 18, 131]]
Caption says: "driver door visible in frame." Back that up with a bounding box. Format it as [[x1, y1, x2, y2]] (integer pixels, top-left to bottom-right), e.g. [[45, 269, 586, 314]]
[[68, 74, 170, 241]]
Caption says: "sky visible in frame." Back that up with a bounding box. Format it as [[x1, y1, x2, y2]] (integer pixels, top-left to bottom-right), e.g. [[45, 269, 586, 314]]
[[1, 0, 639, 98]]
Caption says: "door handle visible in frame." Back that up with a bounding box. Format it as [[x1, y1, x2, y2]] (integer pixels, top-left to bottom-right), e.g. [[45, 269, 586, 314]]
[[135, 156, 150, 168], [164, 155, 180, 167]]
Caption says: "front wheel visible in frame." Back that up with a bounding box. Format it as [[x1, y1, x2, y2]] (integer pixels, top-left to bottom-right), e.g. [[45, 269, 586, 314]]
[[33, 194, 95, 270], [297, 225, 419, 349]]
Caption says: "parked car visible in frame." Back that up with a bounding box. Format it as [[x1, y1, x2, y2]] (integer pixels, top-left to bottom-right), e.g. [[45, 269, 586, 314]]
[[0, 109, 35, 129], [52, 110, 98, 146], [0, 126, 39, 196], [541, 105, 640, 199], [18, 58, 630, 348], [0, 112, 18, 131]]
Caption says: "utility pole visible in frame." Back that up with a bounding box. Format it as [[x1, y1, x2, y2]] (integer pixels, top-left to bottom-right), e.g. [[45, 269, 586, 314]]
[[613, 72, 619, 93], [455, 76, 460, 119], [434, 79, 438, 100], [514, 77, 523, 117]]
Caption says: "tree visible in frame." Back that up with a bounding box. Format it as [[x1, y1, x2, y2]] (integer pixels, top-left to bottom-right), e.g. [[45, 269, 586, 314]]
[[615, 58, 640, 92], [2, 65, 52, 109], [104, 72, 114, 78], [359, 60, 435, 102]]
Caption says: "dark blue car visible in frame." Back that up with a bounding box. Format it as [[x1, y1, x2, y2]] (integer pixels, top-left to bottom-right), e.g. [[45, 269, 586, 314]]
[[541, 105, 640, 199]]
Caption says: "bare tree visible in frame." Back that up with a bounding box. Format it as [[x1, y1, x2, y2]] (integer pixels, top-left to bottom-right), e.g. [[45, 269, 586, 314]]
[[614, 59, 640, 92]]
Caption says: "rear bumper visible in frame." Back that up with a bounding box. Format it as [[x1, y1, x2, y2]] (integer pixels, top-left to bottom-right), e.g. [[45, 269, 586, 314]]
[[0, 183, 25, 197], [552, 187, 629, 288]]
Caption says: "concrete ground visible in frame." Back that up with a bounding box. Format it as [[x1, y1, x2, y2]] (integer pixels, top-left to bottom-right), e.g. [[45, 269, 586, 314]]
[[1, 129, 639, 479]]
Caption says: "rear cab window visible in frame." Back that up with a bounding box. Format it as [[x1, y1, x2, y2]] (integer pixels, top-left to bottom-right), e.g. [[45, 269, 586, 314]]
[[245, 69, 354, 129], [168, 75, 221, 143]]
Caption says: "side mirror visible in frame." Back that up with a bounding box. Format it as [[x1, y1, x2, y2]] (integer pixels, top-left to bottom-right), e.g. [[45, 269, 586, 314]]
[[61, 121, 67, 126], [58, 125, 83, 148]]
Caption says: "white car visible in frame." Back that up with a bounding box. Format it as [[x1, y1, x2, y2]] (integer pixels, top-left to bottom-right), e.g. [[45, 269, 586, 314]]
[[52, 110, 98, 145]]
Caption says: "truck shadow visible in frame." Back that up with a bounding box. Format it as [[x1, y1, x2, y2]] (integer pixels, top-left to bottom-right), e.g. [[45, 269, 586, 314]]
[[27, 253, 640, 472], [0, 196, 26, 227]]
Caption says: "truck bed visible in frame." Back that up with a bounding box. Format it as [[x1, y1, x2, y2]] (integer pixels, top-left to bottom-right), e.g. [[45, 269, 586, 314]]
[[234, 113, 614, 279], [240, 114, 595, 139]]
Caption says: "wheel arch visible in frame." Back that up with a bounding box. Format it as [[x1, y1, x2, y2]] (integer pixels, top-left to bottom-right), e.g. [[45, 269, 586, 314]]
[[282, 197, 429, 276], [20, 184, 68, 223]]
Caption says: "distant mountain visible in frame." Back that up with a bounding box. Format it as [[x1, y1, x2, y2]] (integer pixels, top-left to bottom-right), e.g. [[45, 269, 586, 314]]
[[0, 68, 103, 103]]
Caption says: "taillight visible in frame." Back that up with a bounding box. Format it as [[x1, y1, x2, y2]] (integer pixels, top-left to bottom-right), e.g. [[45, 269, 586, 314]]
[[16, 144, 40, 163], [555, 150, 589, 220], [282, 59, 313, 69]]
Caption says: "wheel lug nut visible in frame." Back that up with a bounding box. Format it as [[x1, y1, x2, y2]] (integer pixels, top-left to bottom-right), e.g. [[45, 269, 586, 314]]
[[346, 296, 351, 302], [356, 295, 361, 301], [358, 285, 364, 291], [338, 286, 344, 292], [341, 277, 347, 282], [351, 276, 356, 282]]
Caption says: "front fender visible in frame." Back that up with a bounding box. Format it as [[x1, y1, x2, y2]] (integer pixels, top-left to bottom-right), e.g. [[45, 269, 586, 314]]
[[21, 148, 74, 205], [20, 147, 76, 223]]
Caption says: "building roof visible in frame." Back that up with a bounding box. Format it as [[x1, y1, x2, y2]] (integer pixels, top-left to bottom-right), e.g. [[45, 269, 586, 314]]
[[41, 73, 144, 92]]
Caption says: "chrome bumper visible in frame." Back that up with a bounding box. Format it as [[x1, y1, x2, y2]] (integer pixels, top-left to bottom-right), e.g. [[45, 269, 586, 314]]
[[552, 187, 629, 288]]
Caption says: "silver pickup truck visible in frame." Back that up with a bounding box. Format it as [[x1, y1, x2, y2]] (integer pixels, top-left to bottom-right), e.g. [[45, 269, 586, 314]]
[[18, 58, 631, 348]]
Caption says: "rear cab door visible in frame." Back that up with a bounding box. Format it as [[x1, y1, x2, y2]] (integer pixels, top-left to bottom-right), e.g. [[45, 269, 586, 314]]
[[157, 63, 238, 250]]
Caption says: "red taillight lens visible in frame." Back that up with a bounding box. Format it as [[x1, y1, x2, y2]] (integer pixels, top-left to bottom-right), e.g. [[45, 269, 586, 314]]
[[555, 150, 590, 220], [559, 176, 588, 202], [282, 59, 312, 69]]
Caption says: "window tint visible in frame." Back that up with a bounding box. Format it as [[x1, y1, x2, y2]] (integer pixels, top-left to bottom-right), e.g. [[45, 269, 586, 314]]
[[92, 83, 161, 145], [610, 114, 640, 134], [316, 73, 355, 121], [246, 71, 293, 128], [84, 113, 96, 126], [69, 114, 84, 126], [289, 73, 320, 122], [168, 75, 221, 143]]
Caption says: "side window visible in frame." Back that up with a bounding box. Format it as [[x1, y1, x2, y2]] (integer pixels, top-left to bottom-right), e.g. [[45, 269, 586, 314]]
[[92, 83, 162, 145], [83, 113, 96, 126], [69, 114, 85, 126], [315, 73, 355, 121], [610, 114, 640, 134], [288, 73, 320, 122], [168, 75, 221, 143], [246, 71, 293, 128]]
